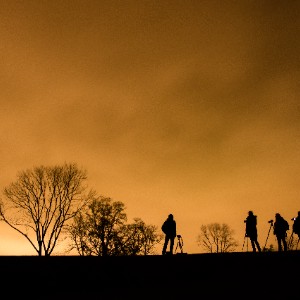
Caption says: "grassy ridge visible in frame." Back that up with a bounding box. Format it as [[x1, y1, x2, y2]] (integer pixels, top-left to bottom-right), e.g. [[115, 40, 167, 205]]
[[1, 251, 298, 299]]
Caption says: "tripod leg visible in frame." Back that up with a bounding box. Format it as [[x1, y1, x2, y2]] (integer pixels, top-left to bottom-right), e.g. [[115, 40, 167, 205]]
[[179, 241, 183, 253], [242, 235, 246, 251]]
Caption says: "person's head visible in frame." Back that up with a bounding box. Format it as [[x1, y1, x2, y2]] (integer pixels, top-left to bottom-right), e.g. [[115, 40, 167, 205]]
[[168, 214, 173, 220], [298, 211, 300, 217], [275, 213, 281, 219], [248, 211, 253, 216]]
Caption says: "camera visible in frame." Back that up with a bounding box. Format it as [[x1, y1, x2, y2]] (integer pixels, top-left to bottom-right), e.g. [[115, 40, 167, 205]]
[[177, 235, 181, 238], [291, 217, 296, 221], [268, 219, 274, 224], [244, 219, 247, 223]]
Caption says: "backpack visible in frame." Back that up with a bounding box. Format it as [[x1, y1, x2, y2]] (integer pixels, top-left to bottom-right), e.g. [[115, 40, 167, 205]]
[[162, 221, 168, 234]]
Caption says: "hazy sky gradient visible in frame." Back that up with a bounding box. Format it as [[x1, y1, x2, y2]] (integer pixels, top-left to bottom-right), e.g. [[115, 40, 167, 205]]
[[0, 0, 299, 254]]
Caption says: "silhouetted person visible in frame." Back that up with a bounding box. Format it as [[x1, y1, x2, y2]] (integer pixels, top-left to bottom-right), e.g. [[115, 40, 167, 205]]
[[273, 213, 289, 251], [292, 211, 300, 240], [245, 210, 261, 252], [161, 214, 176, 255]]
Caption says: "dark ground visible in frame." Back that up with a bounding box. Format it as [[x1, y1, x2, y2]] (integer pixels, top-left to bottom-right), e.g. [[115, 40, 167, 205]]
[[1, 251, 299, 299]]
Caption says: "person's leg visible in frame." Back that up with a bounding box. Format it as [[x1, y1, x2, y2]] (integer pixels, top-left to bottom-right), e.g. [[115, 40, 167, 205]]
[[255, 240, 261, 252], [250, 239, 256, 252], [162, 236, 169, 255], [277, 237, 282, 251], [170, 237, 175, 254], [283, 238, 287, 251]]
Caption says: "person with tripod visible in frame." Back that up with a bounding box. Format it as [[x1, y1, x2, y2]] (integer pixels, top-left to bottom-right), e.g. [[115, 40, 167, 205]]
[[161, 214, 177, 255], [244, 211, 261, 252], [273, 213, 289, 251], [292, 211, 300, 237], [291, 211, 300, 248]]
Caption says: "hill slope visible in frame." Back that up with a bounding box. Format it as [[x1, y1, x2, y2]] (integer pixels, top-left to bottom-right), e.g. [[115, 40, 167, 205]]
[[1, 251, 298, 299]]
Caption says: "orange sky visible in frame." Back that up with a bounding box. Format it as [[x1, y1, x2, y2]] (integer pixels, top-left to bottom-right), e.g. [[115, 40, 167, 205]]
[[0, 1, 299, 255]]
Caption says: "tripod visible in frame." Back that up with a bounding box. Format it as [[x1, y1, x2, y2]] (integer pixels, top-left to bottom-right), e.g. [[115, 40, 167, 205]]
[[288, 218, 300, 250], [175, 235, 184, 254], [263, 220, 273, 251], [242, 233, 249, 252], [242, 221, 249, 252], [288, 218, 296, 250]]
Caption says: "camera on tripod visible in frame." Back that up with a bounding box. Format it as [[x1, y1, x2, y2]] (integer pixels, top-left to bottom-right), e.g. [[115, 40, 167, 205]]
[[291, 217, 296, 221], [268, 219, 274, 225], [175, 234, 187, 255]]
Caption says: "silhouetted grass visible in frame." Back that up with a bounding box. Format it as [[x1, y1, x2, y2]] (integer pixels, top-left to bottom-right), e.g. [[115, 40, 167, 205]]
[[1, 251, 298, 299]]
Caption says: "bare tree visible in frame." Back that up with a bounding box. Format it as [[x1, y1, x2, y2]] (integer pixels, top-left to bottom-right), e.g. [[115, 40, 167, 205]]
[[67, 196, 162, 256], [197, 223, 238, 253], [287, 231, 299, 251], [0, 163, 94, 256], [68, 196, 127, 256], [263, 244, 275, 252], [115, 218, 163, 255]]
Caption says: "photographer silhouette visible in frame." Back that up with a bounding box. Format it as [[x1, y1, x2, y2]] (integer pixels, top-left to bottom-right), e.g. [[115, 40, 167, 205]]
[[291, 211, 300, 250], [273, 213, 289, 251], [161, 214, 177, 255], [244, 211, 261, 252], [292, 211, 300, 238]]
